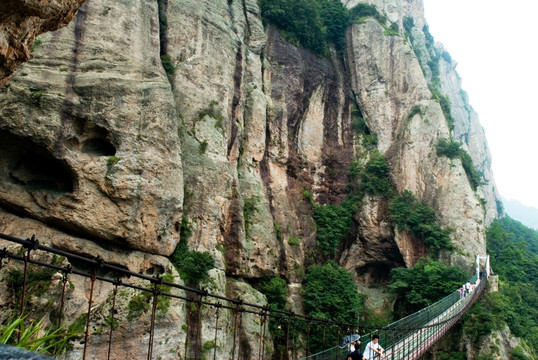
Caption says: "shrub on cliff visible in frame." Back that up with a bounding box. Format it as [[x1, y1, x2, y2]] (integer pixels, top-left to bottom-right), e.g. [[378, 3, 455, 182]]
[[359, 151, 392, 196], [436, 138, 485, 191], [313, 197, 356, 255], [389, 257, 467, 316], [303, 261, 364, 352], [259, 0, 383, 56], [170, 220, 214, 287], [389, 190, 454, 256]]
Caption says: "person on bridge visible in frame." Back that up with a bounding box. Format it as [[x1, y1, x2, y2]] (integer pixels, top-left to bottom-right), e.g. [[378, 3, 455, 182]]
[[363, 335, 384, 359], [347, 343, 364, 360]]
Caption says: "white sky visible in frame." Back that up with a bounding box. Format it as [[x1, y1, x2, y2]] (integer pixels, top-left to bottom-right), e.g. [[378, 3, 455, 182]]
[[423, 0, 538, 209]]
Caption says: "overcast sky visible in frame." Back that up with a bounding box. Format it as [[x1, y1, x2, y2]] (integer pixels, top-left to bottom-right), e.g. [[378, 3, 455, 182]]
[[423, 1, 538, 209]]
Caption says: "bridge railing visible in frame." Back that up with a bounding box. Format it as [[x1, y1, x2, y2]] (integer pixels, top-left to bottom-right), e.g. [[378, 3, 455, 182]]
[[0, 232, 487, 360], [299, 272, 487, 360]]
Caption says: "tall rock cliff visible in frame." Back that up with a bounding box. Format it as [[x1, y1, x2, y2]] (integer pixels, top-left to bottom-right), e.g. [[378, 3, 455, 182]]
[[0, 0, 502, 358]]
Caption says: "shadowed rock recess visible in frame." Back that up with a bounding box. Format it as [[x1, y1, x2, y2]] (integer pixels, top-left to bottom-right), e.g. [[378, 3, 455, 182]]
[[0, 0, 502, 358]]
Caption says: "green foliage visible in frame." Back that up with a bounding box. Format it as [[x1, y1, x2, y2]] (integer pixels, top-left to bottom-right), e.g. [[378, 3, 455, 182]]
[[403, 16, 414, 33], [459, 150, 485, 191], [6, 268, 55, 300], [438, 94, 455, 131], [359, 151, 392, 196], [259, 0, 385, 56], [31, 38, 43, 52], [436, 138, 461, 159], [511, 346, 531, 360], [436, 351, 466, 360], [288, 236, 300, 246], [349, 3, 386, 24], [389, 257, 468, 316], [351, 110, 378, 149], [1, 317, 77, 356], [243, 195, 260, 237], [313, 197, 355, 255], [303, 261, 364, 353], [127, 293, 150, 320], [407, 105, 422, 120], [170, 219, 215, 287], [170, 248, 214, 287], [389, 190, 454, 256], [258, 276, 288, 310], [199, 140, 208, 154], [436, 138, 485, 191], [106, 156, 120, 174], [160, 54, 175, 76], [467, 217, 538, 353]]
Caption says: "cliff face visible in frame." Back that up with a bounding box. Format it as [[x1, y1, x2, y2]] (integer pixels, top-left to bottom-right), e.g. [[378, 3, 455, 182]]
[[0, 0, 501, 357], [0, 0, 88, 86]]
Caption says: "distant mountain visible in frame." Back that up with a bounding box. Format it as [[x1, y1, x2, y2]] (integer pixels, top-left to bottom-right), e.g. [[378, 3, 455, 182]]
[[502, 197, 538, 230]]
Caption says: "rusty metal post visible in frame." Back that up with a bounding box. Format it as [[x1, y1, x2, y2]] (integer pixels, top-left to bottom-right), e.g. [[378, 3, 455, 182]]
[[213, 303, 221, 360], [258, 311, 264, 360], [107, 279, 120, 360], [194, 294, 203, 360], [260, 312, 267, 360], [83, 273, 97, 360], [148, 279, 160, 360], [57, 265, 71, 330], [20, 245, 32, 317], [231, 302, 241, 360]]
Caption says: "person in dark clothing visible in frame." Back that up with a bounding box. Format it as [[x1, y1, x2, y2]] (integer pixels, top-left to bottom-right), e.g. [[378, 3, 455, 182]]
[[347, 343, 364, 360]]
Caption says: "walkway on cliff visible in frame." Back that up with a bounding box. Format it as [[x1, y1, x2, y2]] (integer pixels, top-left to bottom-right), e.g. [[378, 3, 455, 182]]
[[300, 269, 488, 360], [0, 232, 490, 360]]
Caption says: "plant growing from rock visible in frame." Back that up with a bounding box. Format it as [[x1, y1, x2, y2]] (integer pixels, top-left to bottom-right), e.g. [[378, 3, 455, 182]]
[[389, 190, 454, 256]]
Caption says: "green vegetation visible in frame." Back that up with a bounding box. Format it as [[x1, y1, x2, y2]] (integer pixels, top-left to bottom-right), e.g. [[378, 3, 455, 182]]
[[288, 236, 300, 246], [256, 276, 289, 359], [403, 16, 456, 132], [31, 38, 43, 52], [351, 108, 377, 149], [106, 156, 120, 174], [1, 317, 77, 357], [389, 257, 467, 316], [259, 0, 348, 55], [349, 3, 386, 24], [127, 293, 150, 320], [160, 54, 175, 75], [303, 261, 364, 353], [484, 218, 537, 348], [436, 138, 485, 191], [258, 0, 387, 57], [126, 273, 174, 320], [170, 231, 214, 287], [389, 190, 454, 256], [6, 267, 55, 300], [258, 276, 288, 310], [407, 105, 422, 120], [358, 151, 392, 196], [460, 217, 537, 356], [243, 195, 260, 237], [312, 197, 355, 255], [199, 140, 208, 154]]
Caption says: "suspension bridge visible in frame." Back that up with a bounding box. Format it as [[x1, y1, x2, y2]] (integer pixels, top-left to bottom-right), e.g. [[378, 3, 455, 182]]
[[0, 232, 490, 359]]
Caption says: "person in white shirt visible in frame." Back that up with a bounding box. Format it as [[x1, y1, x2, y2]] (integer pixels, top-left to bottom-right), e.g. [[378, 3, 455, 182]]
[[363, 335, 384, 359]]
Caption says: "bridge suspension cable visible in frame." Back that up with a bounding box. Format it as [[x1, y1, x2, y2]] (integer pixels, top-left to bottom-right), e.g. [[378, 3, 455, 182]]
[[0, 232, 488, 359]]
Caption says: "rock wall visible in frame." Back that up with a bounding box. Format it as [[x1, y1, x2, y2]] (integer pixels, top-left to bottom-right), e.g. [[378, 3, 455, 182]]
[[0, 0, 502, 358], [0, 0, 88, 86]]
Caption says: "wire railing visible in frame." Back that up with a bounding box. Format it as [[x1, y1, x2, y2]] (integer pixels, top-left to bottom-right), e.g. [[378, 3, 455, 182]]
[[0, 232, 487, 359], [300, 272, 487, 360]]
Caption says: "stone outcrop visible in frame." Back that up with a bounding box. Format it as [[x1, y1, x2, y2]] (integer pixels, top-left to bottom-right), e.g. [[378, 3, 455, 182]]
[[0, 0, 503, 358], [0, 0, 88, 86]]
